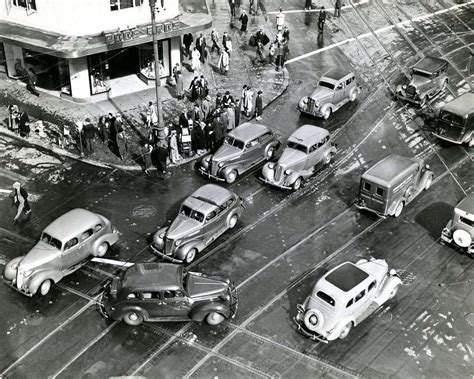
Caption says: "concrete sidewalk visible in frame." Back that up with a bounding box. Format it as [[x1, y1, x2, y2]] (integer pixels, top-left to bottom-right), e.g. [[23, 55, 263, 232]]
[[0, 0, 289, 171]]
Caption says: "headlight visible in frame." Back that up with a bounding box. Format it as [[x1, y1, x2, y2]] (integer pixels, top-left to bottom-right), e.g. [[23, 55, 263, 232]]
[[158, 232, 165, 239], [402, 84, 407, 90], [268, 163, 275, 169], [219, 293, 230, 301], [218, 162, 224, 168], [425, 164, 430, 169], [174, 240, 182, 247], [284, 169, 292, 175], [205, 156, 211, 162], [303, 98, 308, 104], [24, 270, 33, 278]]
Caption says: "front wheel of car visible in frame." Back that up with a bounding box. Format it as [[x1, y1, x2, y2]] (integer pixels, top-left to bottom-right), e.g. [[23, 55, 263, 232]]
[[322, 108, 332, 120], [324, 152, 334, 165], [339, 322, 352, 339], [350, 90, 357, 102], [225, 170, 238, 184], [389, 283, 401, 300], [228, 214, 238, 229], [441, 80, 448, 91], [206, 312, 225, 326], [185, 248, 198, 264], [393, 202, 404, 218], [39, 279, 52, 296], [420, 96, 427, 108], [292, 177, 302, 191], [265, 146, 275, 159], [95, 242, 109, 257], [123, 311, 144, 326], [424, 175, 433, 191]]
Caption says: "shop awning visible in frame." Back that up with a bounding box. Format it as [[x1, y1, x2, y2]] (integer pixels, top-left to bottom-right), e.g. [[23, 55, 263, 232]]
[[0, 3, 211, 59]]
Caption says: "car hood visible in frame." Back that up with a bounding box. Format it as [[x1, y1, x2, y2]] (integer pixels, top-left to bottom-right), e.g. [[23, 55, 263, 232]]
[[278, 148, 307, 169], [166, 214, 201, 241], [212, 144, 242, 163], [19, 241, 59, 271], [187, 273, 229, 298], [310, 87, 332, 101], [410, 75, 431, 88]]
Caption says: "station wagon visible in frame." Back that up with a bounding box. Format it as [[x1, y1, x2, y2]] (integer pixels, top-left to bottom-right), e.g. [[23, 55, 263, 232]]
[[396, 56, 449, 106], [151, 184, 245, 264], [261, 125, 337, 190], [101, 262, 238, 326], [356, 154, 434, 217], [200, 122, 280, 183], [297, 69, 362, 119], [3, 208, 119, 296], [432, 92, 474, 146], [441, 194, 474, 256], [294, 258, 402, 342]]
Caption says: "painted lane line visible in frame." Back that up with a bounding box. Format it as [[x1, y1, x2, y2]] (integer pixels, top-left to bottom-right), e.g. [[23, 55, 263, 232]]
[[267, 0, 370, 14], [51, 321, 119, 379], [1, 299, 98, 376], [0, 227, 35, 243], [285, 0, 474, 66]]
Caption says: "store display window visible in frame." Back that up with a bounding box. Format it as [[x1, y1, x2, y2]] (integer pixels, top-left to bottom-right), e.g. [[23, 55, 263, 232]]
[[138, 40, 170, 80], [0, 43, 6, 73], [88, 54, 111, 95]]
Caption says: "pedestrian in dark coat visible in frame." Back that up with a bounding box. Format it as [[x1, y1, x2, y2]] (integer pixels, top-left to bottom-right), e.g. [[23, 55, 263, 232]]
[[142, 143, 153, 175], [213, 109, 225, 145], [191, 122, 206, 153], [222, 32, 232, 52], [18, 110, 30, 138], [82, 118, 96, 153], [229, 0, 236, 17], [155, 139, 168, 175], [334, 0, 342, 17], [98, 116, 108, 143], [183, 33, 193, 57], [234, 99, 241, 126], [26, 68, 40, 96], [195, 33, 207, 63], [189, 76, 200, 102], [255, 91, 263, 121], [222, 91, 234, 108], [106, 112, 116, 144], [205, 121, 216, 151], [255, 41, 265, 64], [199, 75, 209, 99], [215, 93, 223, 110], [304, 0, 312, 11], [176, 71, 184, 99], [282, 26, 290, 41], [192, 103, 203, 125], [239, 10, 249, 32], [318, 6, 327, 33], [114, 113, 126, 160], [11, 182, 31, 222], [210, 29, 220, 54], [179, 111, 193, 130]]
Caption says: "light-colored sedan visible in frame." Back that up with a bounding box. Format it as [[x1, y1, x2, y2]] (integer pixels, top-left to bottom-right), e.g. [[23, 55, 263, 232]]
[[294, 258, 402, 342], [152, 184, 245, 264], [199, 123, 280, 184], [3, 208, 119, 296], [261, 125, 337, 190]]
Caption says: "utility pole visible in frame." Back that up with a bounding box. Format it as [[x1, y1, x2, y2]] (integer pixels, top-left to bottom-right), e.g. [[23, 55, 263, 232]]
[[149, 0, 165, 142]]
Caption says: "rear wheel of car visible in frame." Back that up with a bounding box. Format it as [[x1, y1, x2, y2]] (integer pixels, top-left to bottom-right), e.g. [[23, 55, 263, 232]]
[[322, 108, 332, 120], [95, 242, 109, 257], [123, 311, 144, 326], [266, 146, 275, 159], [206, 312, 225, 326], [226, 170, 238, 184], [292, 177, 302, 191], [393, 202, 404, 218], [185, 248, 198, 264], [39, 279, 52, 296], [228, 214, 238, 229], [339, 322, 352, 339], [324, 152, 334, 165], [424, 175, 433, 191], [389, 283, 401, 300], [350, 90, 357, 102]]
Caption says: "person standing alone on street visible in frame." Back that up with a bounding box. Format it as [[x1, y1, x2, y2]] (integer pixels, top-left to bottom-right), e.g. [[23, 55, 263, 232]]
[[11, 182, 31, 222], [254, 91, 263, 121], [229, 0, 236, 17], [27, 68, 40, 96], [239, 10, 249, 32], [218, 48, 230, 75], [334, 0, 342, 18], [183, 33, 193, 58], [318, 6, 327, 33]]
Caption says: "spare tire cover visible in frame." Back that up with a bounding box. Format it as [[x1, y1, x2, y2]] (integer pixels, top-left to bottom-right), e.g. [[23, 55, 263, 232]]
[[453, 229, 472, 248], [303, 309, 324, 332]]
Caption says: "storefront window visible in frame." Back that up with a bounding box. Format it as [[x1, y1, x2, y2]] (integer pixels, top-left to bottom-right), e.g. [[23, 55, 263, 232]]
[[0, 43, 6, 73], [13, 0, 36, 10], [23, 49, 70, 93], [110, 0, 143, 11], [88, 54, 111, 95], [138, 40, 170, 80]]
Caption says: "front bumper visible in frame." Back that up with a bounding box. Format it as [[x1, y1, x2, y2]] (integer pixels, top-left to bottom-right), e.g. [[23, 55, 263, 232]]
[[396, 93, 423, 105], [149, 244, 184, 264], [431, 133, 463, 145], [2, 278, 33, 297], [198, 167, 225, 182], [259, 176, 292, 190]]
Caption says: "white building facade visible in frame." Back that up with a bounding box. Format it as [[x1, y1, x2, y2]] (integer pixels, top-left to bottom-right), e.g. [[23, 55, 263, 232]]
[[0, 0, 211, 102]]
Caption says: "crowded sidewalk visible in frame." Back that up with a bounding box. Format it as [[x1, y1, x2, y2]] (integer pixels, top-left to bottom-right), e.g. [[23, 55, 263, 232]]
[[0, 0, 289, 172]]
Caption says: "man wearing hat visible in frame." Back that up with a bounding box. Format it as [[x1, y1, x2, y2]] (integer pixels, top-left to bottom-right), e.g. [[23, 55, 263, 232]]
[[222, 91, 234, 108], [82, 118, 96, 153], [201, 95, 211, 122], [255, 90, 263, 121], [11, 182, 31, 222]]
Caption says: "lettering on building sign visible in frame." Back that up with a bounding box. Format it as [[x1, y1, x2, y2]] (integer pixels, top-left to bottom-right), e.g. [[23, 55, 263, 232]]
[[105, 20, 180, 45]]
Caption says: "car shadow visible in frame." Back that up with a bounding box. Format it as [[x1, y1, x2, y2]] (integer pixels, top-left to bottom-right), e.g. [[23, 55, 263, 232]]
[[415, 201, 453, 240]]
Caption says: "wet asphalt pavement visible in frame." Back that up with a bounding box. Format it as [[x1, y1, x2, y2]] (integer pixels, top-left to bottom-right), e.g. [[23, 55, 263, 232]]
[[0, 1, 473, 378]]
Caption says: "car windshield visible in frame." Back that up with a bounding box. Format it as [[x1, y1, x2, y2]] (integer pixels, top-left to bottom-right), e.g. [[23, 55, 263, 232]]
[[224, 136, 244, 149], [40, 232, 62, 250], [318, 80, 335, 90], [180, 205, 205, 223], [287, 141, 308, 154], [412, 69, 432, 79], [439, 111, 464, 127]]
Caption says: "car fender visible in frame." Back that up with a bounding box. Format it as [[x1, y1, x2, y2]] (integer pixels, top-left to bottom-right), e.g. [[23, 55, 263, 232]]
[[264, 141, 280, 157], [3, 256, 24, 280], [387, 200, 402, 216], [113, 306, 150, 321], [92, 232, 119, 252], [419, 171, 434, 189], [222, 164, 244, 176], [285, 171, 303, 185], [190, 302, 230, 322], [28, 269, 63, 295], [395, 84, 403, 94], [226, 208, 242, 226], [376, 275, 403, 305], [330, 316, 356, 338], [261, 162, 276, 181], [320, 103, 334, 114], [176, 240, 204, 261]]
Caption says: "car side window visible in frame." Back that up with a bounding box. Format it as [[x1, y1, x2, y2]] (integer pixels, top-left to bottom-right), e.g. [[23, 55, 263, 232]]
[[368, 281, 376, 292], [64, 237, 78, 250], [346, 299, 354, 308], [139, 292, 159, 300], [220, 199, 234, 212], [317, 138, 326, 148], [346, 77, 353, 86], [80, 229, 93, 242], [336, 82, 344, 90], [206, 211, 217, 222], [355, 289, 365, 302], [94, 224, 103, 232], [376, 187, 384, 197], [259, 132, 272, 143], [308, 143, 318, 153], [363, 182, 371, 192], [246, 138, 259, 149], [164, 290, 185, 299]]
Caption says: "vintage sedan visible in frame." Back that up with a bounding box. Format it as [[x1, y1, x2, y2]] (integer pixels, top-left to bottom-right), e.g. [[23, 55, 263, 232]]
[[151, 184, 245, 264], [441, 194, 474, 256], [261, 125, 337, 190], [294, 258, 402, 342], [199, 123, 280, 184], [297, 69, 362, 119], [3, 208, 119, 296], [101, 262, 238, 326], [396, 56, 449, 106]]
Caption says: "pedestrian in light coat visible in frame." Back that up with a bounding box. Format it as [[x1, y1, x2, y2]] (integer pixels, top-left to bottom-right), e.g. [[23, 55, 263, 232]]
[[255, 91, 263, 121], [142, 143, 153, 175], [243, 87, 254, 117], [169, 131, 181, 164], [191, 47, 201, 72], [222, 91, 234, 108], [226, 104, 236, 132], [218, 48, 230, 75], [176, 70, 184, 99], [201, 95, 211, 122]]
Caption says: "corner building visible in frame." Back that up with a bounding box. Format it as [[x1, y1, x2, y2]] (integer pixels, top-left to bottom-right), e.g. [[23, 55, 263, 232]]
[[0, 0, 211, 102]]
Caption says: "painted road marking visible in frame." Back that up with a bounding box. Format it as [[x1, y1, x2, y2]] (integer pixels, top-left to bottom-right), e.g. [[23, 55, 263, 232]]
[[267, 0, 370, 14], [0, 168, 29, 182], [285, 0, 474, 65]]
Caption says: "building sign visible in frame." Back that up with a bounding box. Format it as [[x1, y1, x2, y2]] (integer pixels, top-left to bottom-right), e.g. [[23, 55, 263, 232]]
[[105, 20, 181, 45]]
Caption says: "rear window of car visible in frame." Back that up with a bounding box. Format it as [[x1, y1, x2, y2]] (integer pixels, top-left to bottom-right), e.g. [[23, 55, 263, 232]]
[[318, 81, 335, 90], [363, 182, 371, 192], [460, 216, 474, 227], [316, 291, 335, 306], [412, 69, 431, 79], [376, 187, 384, 197]]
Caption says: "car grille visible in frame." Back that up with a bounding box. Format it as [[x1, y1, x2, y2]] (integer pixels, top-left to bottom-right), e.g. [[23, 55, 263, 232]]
[[274, 165, 283, 181], [210, 160, 219, 176], [406, 85, 417, 97], [306, 98, 317, 113], [165, 238, 174, 254]]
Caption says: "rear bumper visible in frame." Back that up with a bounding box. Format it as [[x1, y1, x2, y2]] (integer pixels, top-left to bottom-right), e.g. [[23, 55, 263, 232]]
[[293, 309, 328, 343], [431, 133, 463, 145], [149, 245, 184, 264], [355, 202, 387, 218]]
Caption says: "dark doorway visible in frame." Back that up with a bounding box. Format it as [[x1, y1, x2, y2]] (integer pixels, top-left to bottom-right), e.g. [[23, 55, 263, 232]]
[[107, 47, 139, 79]]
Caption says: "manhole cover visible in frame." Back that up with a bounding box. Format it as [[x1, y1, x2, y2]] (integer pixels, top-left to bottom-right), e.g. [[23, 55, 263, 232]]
[[131, 205, 157, 219], [466, 313, 474, 326]]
